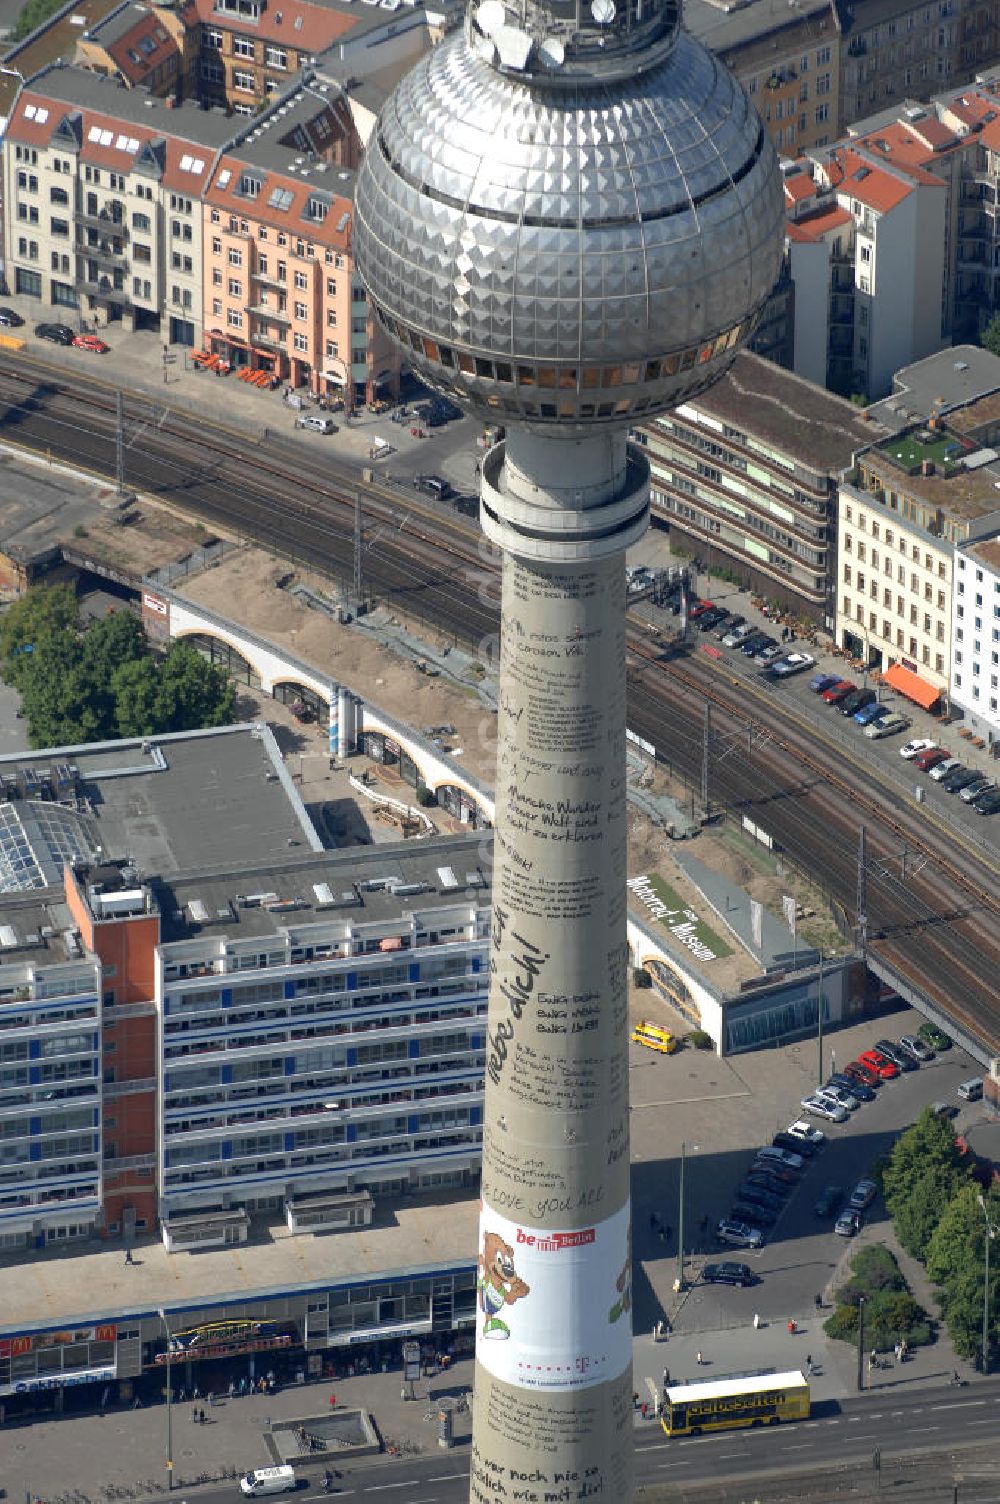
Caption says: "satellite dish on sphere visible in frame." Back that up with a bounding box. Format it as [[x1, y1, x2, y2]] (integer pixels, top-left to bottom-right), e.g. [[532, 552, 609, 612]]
[[495, 23, 533, 69], [591, 0, 616, 22], [538, 35, 566, 67], [476, 0, 506, 37]]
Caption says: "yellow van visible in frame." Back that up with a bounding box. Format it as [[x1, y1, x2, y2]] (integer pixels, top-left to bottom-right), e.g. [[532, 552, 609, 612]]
[[631, 1021, 678, 1055]]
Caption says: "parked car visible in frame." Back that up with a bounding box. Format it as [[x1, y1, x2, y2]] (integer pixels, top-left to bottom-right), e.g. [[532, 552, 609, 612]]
[[698, 607, 728, 632], [716, 1218, 763, 1249], [814, 1184, 843, 1217], [72, 332, 109, 353], [928, 756, 962, 783], [738, 1184, 785, 1213], [865, 712, 910, 739], [801, 1094, 848, 1123], [723, 623, 754, 647], [702, 1261, 754, 1287], [858, 1048, 899, 1080], [822, 679, 856, 705], [756, 1145, 804, 1171], [942, 767, 983, 795], [835, 1209, 864, 1237], [898, 1033, 934, 1062], [973, 789, 1000, 814], [875, 1038, 917, 1072], [295, 413, 337, 434], [844, 1060, 880, 1088], [809, 671, 841, 694], [774, 1130, 817, 1158], [732, 1200, 778, 1228], [768, 651, 815, 678], [931, 1100, 959, 1120], [839, 688, 876, 717], [752, 1158, 799, 1185], [959, 777, 995, 804], [742, 633, 775, 656], [817, 1084, 859, 1112], [900, 737, 937, 759], [914, 747, 950, 773], [755, 642, 785, 664], [849, 1178, 878, 1211], [855, 701, 889, 727], [917, 1021, 952, 1051], [687, 599, 714, 621], [784, 1119, 826, 1148], [35, 321, 74, 345], [828, 1071, 875, 1102], [0, 307, 24, 327], [746, 1170, 793, 1197], [715, 613, 745, 639]]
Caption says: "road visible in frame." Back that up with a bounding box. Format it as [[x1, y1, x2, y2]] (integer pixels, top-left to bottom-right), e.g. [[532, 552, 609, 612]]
[[1, 355, 1000, 1052], [177, 1379, 1000, 1503]]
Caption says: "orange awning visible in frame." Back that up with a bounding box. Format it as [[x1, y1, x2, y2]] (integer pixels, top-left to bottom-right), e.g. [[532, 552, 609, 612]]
[[882, 662, 941, 710]]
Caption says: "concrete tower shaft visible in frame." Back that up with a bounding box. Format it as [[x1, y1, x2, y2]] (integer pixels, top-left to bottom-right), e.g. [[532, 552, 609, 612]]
[[471, 428, 645, 1503]]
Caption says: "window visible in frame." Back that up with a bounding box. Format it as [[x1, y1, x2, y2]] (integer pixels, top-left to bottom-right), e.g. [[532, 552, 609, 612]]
[[212, 236, 222, 255], [50, 185, 68, 206], [326, 340, 339, 357], [326, 310, 337, 327], [293, 331, 308, 352], [213, 269, 222, 286], [817, 72, 831, 94], [171, 253, 193, 273], [228, 248, 243, 267], [212, 298, 222, 316], [134, 243, 151, 264], [294, 270, 308, 290], [294, 300, 307, 319], [203, 26, 222, 46], [50, 218, 69, 237], [233, 69, 255, 93], [229, 277, 242, 296], [233, 35, 255, 56], [227, 308, 243, 328], [816, 44, 831, 63], [265, 45, 286, 67], [201, 60, 223, 83], [133, 212, 150, 232]]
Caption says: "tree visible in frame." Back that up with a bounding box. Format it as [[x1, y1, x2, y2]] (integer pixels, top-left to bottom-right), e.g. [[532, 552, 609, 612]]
[[111, 657, 162, 739], [19, 636, 115, 749], [81, 610, 147, 679], [12, 0, 65, 41], [981, 311, 1000, 359], [152, 640, 235, 732], [0, 583, 78, 690], [926, 1182, 1000, 1362]]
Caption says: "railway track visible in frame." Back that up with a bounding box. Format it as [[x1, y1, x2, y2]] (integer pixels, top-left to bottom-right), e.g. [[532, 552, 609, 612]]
[[1, 355, 998, 1047]]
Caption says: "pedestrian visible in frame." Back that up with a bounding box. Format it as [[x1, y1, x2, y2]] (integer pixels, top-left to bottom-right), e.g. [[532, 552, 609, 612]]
[[200, 1406, 206, 1424], [663, 1367, 669, 1387], [329, 1392, 337, 1409], [805, 1354, 812, 1377], [814, 1293, 823, 1310], [191, 1405, 198, 1423], [696, 1350, 703, 1366], [633, 1390, 639, 1410], [753, 1312, 760, 1330], [641, 1401, 648, 1420], [788, 1319, 796, 1335], [656, 1319, 664, 1341]]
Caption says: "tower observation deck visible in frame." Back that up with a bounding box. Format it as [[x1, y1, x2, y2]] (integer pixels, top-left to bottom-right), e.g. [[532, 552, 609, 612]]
[[354, 0, 784, 1497]]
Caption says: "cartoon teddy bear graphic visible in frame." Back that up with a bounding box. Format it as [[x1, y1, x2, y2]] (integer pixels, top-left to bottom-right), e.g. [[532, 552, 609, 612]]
[[478, 1229, 531, 1340]]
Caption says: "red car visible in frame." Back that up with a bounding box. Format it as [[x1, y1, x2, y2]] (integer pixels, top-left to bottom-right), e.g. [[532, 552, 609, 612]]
[[687, 599, 714, 620], [844, 1060, 880, 1089], [858, 1048, 898, 1080], [72, 332, 109, 353], [913, 747, 949, 772], [821, 678, 855, 705]]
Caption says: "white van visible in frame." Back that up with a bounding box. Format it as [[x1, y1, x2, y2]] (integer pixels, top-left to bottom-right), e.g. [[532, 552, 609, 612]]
[[240, 1464, 297, 1496], [957, 1077, 983, 1103]]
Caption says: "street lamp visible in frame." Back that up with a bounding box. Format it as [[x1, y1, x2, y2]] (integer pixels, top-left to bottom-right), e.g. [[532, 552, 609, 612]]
[[976, 1193, 995, 1375], [158, 1307, 174, 1491], [676, 1141, 699, 1291]]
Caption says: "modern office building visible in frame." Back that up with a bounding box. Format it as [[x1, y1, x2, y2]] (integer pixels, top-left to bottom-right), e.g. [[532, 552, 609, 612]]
[[637, 350, 881, 625], [0, 724, 490, 1252]]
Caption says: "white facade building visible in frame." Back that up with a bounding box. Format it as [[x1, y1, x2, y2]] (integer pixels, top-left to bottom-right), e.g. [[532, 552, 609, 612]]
[[952, 536, 1000, 747]]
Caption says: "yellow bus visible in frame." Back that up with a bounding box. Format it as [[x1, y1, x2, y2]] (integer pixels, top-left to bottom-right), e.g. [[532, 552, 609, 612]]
[[631, 1020, 678, 1055], [661, 1370, 810, 1437]]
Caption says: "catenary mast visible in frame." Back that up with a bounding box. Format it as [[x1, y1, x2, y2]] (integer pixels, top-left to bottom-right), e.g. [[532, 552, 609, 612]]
[[354, 0, 784, 1496]]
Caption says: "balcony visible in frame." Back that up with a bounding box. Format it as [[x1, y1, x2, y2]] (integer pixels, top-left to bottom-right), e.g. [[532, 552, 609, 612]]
[[79, 278, 132, 309], [78, 204, 126, 231], [249, 303, 289, 323], [250, 268, 286, 290], [78, 238, 129, 270]]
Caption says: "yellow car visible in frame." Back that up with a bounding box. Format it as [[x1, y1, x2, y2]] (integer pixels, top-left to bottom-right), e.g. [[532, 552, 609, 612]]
[[631, 1021, 678, 1055]]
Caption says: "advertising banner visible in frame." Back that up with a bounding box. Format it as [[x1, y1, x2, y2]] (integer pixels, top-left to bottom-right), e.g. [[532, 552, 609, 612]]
[[475, 1200, 631, 1392]]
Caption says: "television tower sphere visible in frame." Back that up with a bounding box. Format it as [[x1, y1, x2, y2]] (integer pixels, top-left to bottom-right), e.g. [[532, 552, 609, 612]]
[[353, 0, 785, 428]]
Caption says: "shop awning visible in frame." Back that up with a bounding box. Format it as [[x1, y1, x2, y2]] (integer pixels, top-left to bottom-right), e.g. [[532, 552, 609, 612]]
[[882, 662, 941, 709]]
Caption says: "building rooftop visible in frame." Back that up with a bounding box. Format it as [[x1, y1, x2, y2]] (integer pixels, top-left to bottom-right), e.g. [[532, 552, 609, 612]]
[[967, 536, 1000, 573], [0, 1190, 480, 1336], [863, 438, 1000, 522], [682, 0, 832, 56], [869, 345, 1000, 430], [0, 724, 321, 891], [0, 0, 123, 120], [155, 832, 490, 944], [678, 349, 883, 473], [188, 0, 359, 53]]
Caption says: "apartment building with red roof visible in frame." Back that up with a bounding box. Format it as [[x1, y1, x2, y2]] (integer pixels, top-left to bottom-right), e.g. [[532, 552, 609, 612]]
[[3, 64, 236, 343], [199, 81, 397, 402], [75, 0, 198, 98]]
